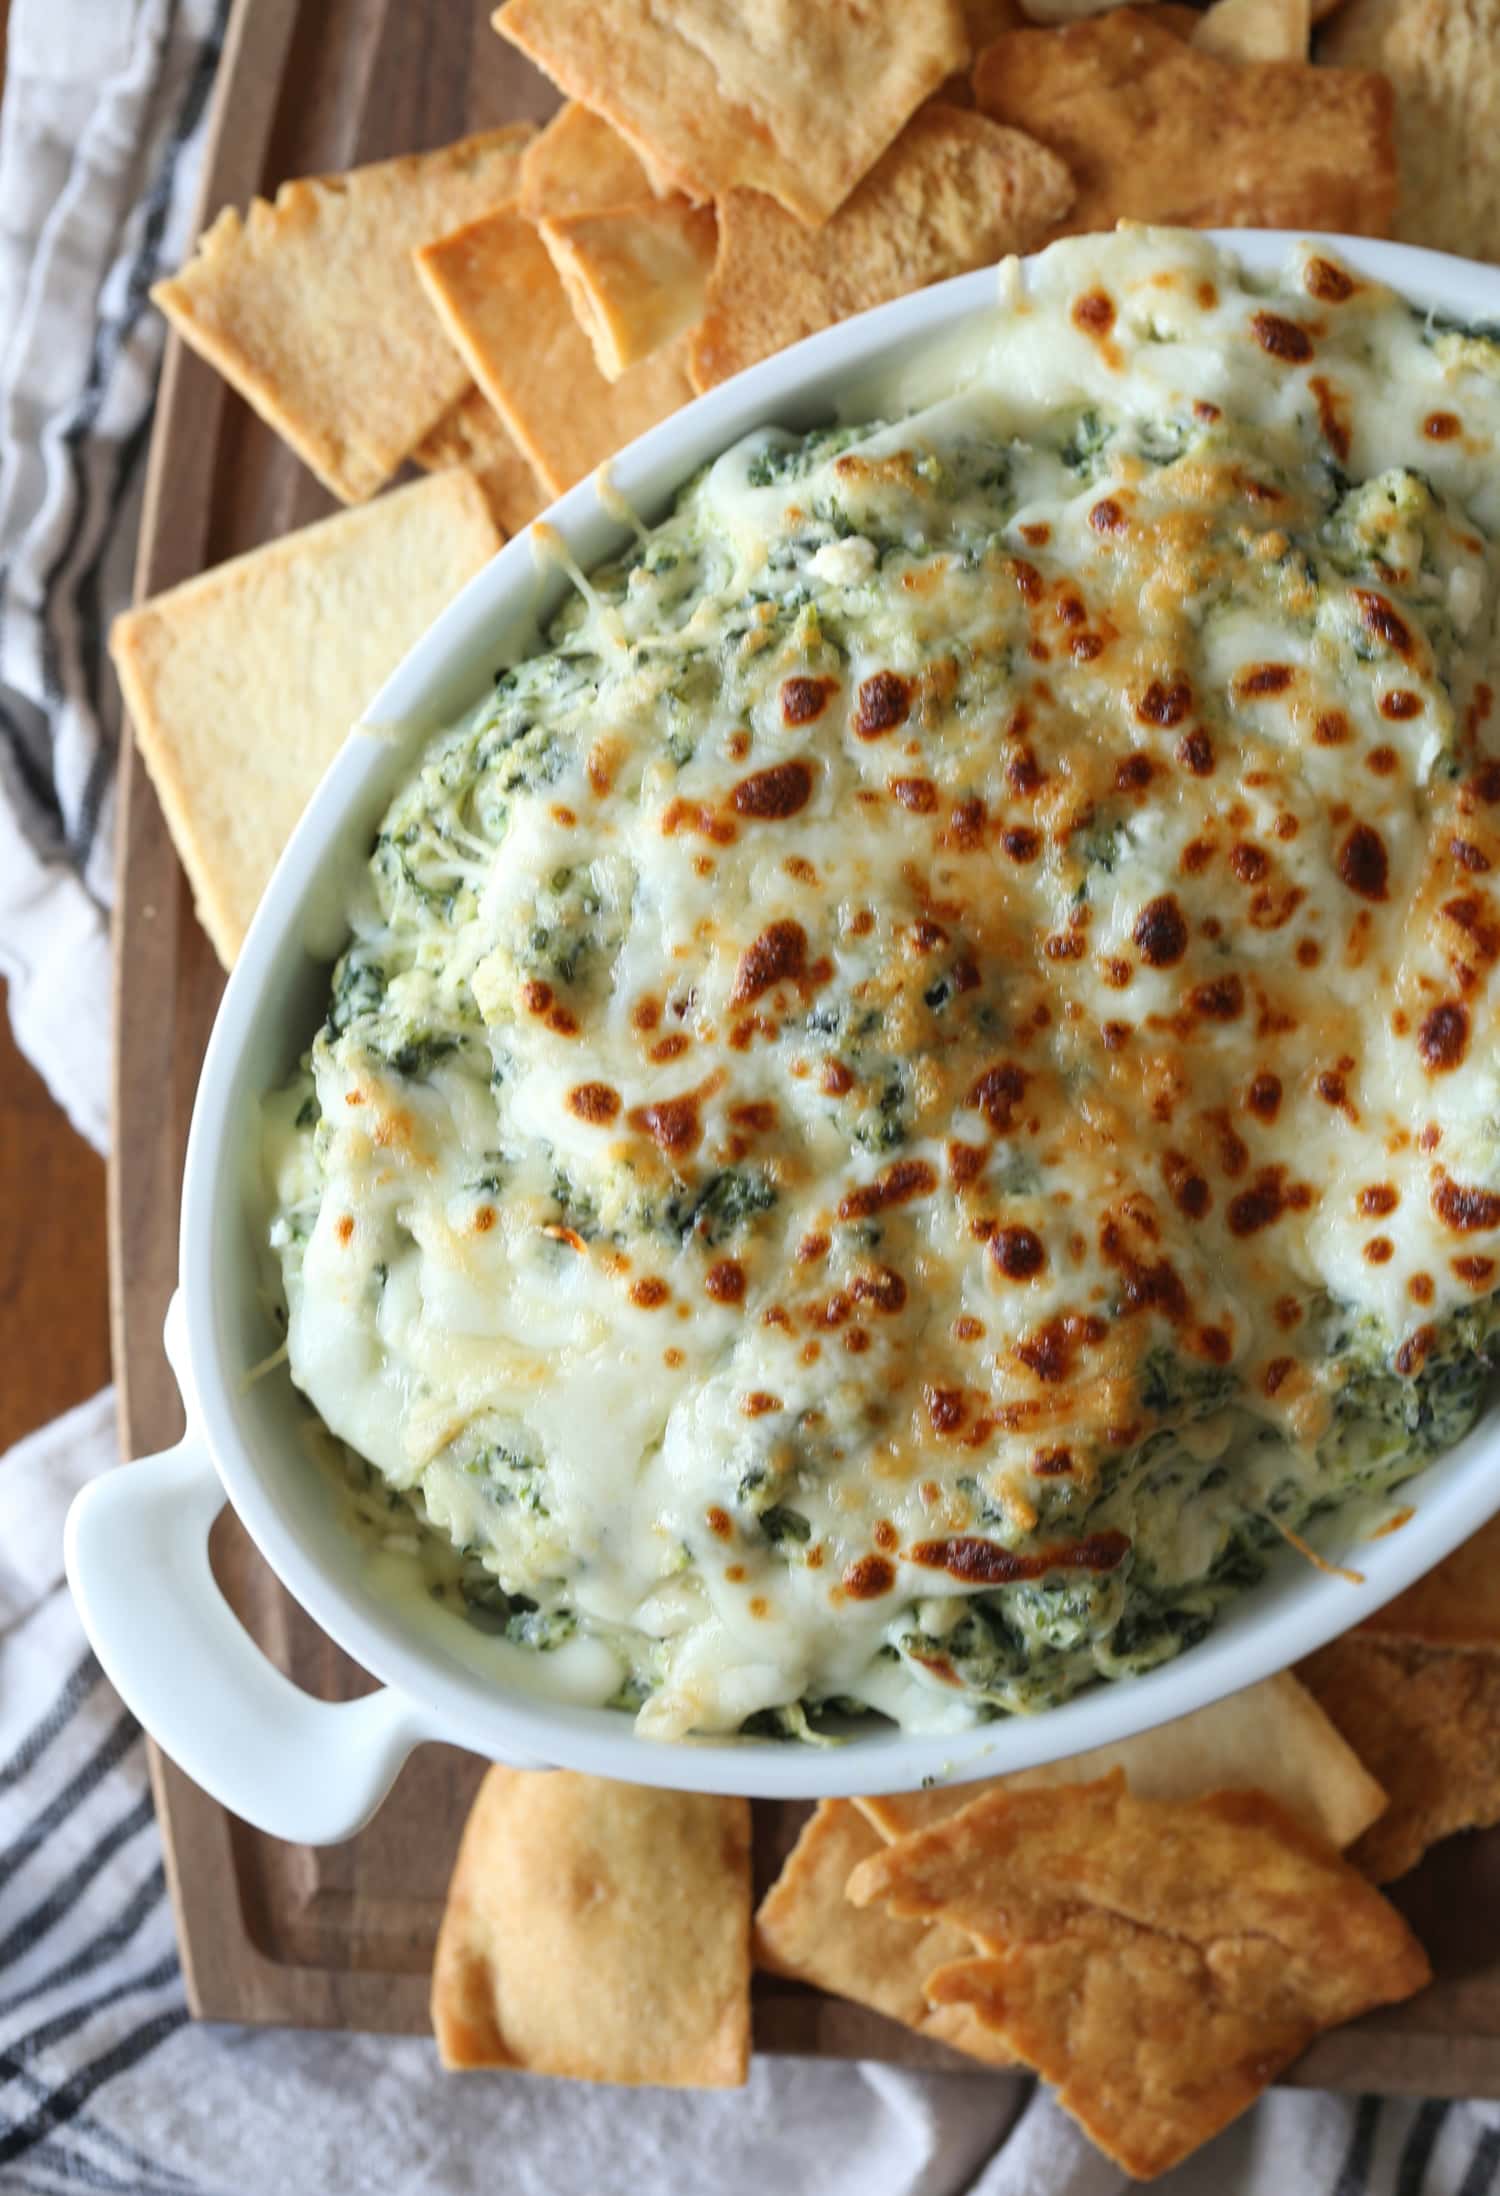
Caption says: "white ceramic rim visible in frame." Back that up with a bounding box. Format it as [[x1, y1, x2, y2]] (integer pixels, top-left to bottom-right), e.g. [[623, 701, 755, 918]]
[[179, 229, 1500, 1798]]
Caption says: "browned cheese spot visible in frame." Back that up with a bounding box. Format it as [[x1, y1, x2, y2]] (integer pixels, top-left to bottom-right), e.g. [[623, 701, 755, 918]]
[[839, 1160, 938, 1221], [1133, 894, 1189, 967], [566, 1081, 620, 1125], [1433, 1172, 1500, 1233], [852, 1265, 908, 1314], [1305, 258, 1356, 303], [1177, 728, 1215, 776], [1252, 311, 1314, 363], [1419, 1001, 1470, 1071], [1247, 1072, 1282, 1122], [781, 675, 837, 725], [705, 1259, 746, 1304], [1309, 376, 1350, 462], [1236, 663, 1294, 699], [731, 759, 814, 820], [843, 1554, 895, 1600], [910, 1529, 1130, 1586], [1136, 679, 1192, 727], [854, 671, 912, 739], [627, 1094, 702, 1156], [1354, 591, 1413, 655], [926, 1385, 967, 1434], [890, 776, 937, 813], [991, 1226, 1046, 1279], [1337, 823, 1389, 901], [731, 919, 808, 1004], [968, 1060, 1028, 1132]]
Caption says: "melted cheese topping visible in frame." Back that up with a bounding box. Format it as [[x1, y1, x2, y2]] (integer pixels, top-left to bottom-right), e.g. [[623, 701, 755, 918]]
[[266, 231, 1500, 1739]]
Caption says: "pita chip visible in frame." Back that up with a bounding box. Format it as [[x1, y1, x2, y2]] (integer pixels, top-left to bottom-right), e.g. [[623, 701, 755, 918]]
[[154, 129, 532, 502], [540, 198, 717, 379], [493, 0, 969, 226], [1360, 1514, 1500, 1653], [754, 1802, 1013, 2066], [415, 206, 691, 495], [432, 1766, 751, 2085], [1320, 0, 1500, 261], [855, 1671, 1387, 1851], [519, 101, 660, 218], [1194, 0, 1311, 57], [411, 385, 548, 536], [688, 106, 1073, 393], [973, 11, 1396, 236], [1300, 1634, 1500, 1882], [852, 1774, 1429, 2178], [110, 471, 500, 968]]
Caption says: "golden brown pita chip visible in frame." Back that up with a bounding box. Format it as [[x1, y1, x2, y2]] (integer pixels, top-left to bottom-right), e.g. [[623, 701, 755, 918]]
[[432, 1766, 751, 2085], [973, 11, 1396, 236], [1360, 1515, 1500, 1652], [753, 1802, 1014, 2066], [1194, 0, 1311, 57], [857, 1672, 1385, 1851], [154, 130, 532, 503], [519, 102, 660, 218], [687, 106, 1073, 393], [411, 386, 548, 536], [1300, 1634, 1500, 1881], [852, 1773, 1429, 2179], [493, 0, 969, 226], [1320, 0, 1500, 260], [415, 206, 691, 496], [540, 198, 717, 379], [111, 472, 500, 968]]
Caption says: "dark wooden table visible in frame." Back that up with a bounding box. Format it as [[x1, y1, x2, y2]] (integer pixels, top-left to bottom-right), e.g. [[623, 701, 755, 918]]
[[0, 979, 111, 1451]]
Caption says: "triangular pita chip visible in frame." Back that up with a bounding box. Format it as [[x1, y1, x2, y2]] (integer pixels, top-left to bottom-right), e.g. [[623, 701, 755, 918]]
[[754, 1802, 1014, 2065], [415, 205, 691, 495], [412, 385, 548, 535], [519, 101, 661, 217], [688, 106, 1074, 393], [852, 1774, 1429, 2178], [1360, 1514, 1500, 1653], [1300, 1633, 1500, 1882], [856, 1671, 1386, 1851], [540, 198, 717, 379], [1320, 0, 1500, 259], [432, 1766, 751, 2085], [111, 472, 501, 967], [493, 0, 969, 226], [973, 10, 1395, 235], [154, 129, 532, 502]]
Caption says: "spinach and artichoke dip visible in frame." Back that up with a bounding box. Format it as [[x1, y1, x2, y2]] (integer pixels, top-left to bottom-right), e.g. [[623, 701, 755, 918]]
[[264, 230, 1500, 1743]]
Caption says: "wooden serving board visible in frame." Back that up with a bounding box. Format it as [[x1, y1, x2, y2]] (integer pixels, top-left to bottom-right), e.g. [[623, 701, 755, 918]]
[[111, 0, 1500, 2090]]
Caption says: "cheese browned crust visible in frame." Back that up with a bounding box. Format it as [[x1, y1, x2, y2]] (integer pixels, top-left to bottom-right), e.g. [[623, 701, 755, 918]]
[[266, 232, 1500, 1741]]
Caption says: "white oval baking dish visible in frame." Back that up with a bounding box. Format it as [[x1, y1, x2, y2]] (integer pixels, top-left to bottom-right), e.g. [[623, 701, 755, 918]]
[[67, 230, 1500, 1842]]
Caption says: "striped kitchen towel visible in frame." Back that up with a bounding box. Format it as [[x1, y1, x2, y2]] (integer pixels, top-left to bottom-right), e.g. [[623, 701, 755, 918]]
[[2, 0, 1498, 2189]]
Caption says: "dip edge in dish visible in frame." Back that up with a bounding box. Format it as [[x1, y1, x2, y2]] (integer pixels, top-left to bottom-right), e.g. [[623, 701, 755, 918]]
[[70, 228, 1500, 1838]]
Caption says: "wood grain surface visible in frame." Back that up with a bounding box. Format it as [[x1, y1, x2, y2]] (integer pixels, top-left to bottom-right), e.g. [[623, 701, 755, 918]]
[[109, 0, 1500, 2096], [0, 983, 110, 1452]]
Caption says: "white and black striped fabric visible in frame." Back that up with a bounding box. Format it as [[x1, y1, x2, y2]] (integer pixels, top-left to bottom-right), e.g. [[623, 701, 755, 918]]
[[2, 2, 1498, 2189]]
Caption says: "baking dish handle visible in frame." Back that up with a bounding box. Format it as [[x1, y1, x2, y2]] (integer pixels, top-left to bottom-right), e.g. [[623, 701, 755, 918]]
[[64, 1433, 454, 1846]]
